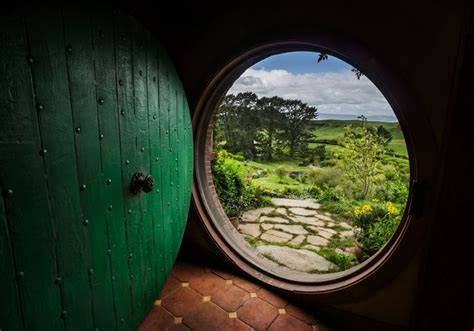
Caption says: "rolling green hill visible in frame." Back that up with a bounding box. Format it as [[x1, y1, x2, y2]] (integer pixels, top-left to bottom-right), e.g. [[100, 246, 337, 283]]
[[310, 120, 407, 156]]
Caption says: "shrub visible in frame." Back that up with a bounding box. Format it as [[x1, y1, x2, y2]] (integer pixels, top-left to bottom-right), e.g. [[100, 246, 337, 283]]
[[350, 201, 401, 255], [275, 166, 288, 180], [211, 150, 268, 217], [305, 166, 343, 187]]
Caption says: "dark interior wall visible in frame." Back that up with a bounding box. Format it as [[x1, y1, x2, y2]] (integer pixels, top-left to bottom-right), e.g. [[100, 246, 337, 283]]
[[120, 1, 472, 329]]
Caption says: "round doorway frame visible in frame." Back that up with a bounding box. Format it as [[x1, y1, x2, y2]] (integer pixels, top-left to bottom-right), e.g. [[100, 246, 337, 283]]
[[191, 32, 437, 300]]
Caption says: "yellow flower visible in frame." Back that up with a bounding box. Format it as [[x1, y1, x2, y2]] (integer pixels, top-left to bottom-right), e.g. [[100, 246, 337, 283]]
[[385, 201, 397, 214], [353, 204, 373, 218]]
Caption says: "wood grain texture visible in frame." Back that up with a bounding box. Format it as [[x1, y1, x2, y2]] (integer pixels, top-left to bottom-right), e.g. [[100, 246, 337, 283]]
[[0, 5, 193, 330]]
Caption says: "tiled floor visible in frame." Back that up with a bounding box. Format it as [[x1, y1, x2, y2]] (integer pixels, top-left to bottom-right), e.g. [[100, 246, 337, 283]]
[[137, 261, 331, 331]]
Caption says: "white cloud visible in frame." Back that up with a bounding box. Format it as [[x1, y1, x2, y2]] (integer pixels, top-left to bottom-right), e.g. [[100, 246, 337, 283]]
[[228, 68, 395, 120]]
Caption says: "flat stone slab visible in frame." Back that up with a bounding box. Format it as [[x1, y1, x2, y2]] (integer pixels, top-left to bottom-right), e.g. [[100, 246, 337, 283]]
[[340, 230, 354, 238], [273, 224, 308, 235], [288, 207, 316, 216], [275, 208, 287, 215], [326, 221, 336, 228], [257, 245, 335, 272], [238, 223, 261, 238], [290, 234, 306, 245], [316, 229, 335, 239], [339, 222, 353, 230], [314, 214, 333, 222], [259, 216, 289, 224], [289, 216, 325, 226], [261, 230, 293, 243], [261, 223, 273, 231], [241, 207, 274, 222], [307, 235, 329, 246], [271, 198, 321, 210]]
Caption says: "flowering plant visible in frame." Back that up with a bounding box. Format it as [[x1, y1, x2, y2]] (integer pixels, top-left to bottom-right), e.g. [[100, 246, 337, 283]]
[[351, 201, 400, 255]]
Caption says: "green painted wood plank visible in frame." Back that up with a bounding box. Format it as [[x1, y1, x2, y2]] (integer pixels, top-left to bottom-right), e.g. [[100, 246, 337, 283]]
[[115, 11, 142, 322], [62, 7, 115, 330], [0, 185, 23, 331], [92, 9, 133, 330], [0, 14, 63, 331], [131, 19, 150, 318], [146, 36, 166, 293], [167, 54, 180, 263], [140, 29, 158, 306], [158, 45, 173, 275], [24, 8, 95, 330]]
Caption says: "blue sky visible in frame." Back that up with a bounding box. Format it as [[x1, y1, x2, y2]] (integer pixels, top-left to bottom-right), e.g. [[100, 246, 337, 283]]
[[228, 51, 397, 122], [252, 51, 350, 74]]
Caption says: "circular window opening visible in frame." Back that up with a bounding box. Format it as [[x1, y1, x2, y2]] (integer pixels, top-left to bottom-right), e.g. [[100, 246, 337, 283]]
[[194, 42, 421, 288]]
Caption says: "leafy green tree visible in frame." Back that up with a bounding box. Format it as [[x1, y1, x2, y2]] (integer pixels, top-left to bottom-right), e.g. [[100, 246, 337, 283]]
[[214, 92, 260, 159], [256, 96, 286, 161], [278, 99, 318, 157], [340, 126, 385, 198]]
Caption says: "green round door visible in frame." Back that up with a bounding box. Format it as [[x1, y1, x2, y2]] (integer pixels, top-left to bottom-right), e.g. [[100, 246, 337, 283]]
[[0, 5, 193, 331]]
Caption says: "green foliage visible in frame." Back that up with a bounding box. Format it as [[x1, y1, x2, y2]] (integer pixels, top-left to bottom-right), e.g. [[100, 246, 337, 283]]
[[350, 201, 401, 255], [275, 166, 288, 180], [340, 125, 385, 199], [211, 150, 269, 217], [317, 247, 356, 271], [305, 166, 343, 187]]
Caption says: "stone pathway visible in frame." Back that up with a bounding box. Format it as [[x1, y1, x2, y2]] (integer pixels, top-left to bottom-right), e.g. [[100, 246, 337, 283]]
[[237, 198, 356, 274]]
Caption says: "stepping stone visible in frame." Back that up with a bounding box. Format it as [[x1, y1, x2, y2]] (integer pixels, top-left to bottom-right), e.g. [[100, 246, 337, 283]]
[[340, 230, 354, 238], [288, 208, 316, 216], [256, 245, 335, 272], [241, 207, 274, 222], [273, 224, 308, 235], [289, 216, 325, 226], [275, 208, 287, 215], [270, 198, 321, 210], [307, 235, 329, 246], [303, 244, 321, 252], [261, 223, 274, 231], [261, 230, 293, 243], [326, 221, 336, 228], [315, 214, 333, 222], [339, 222, 353, 230], [290, 234, 306, 245], [238, 224, 261, 238], [316, 230, 335, 239], [259, 216, 289, 224]]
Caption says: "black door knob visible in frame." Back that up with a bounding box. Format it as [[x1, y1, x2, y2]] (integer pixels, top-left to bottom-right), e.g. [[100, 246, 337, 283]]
[[130, 172, 154, 194]]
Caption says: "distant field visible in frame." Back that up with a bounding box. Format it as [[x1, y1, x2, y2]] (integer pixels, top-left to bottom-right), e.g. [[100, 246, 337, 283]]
[[309, 120, 407, 157]]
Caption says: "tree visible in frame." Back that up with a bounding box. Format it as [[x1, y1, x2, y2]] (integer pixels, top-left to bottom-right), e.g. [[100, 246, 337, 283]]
[[278, 99, 318, 157], [256, 96, 286, 161], [341, 126, 385, 199], [214, 92, 260, 159]]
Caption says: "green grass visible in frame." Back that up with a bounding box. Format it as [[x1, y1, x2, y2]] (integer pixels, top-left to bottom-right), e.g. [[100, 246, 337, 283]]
[[311, 120, 408, 157]]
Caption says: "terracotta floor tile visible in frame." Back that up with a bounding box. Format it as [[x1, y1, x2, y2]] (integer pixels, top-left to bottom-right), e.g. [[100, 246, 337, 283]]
[[286, 303, 318, 324], [137, 261, 329, 331], [212, 268, 235, 280], [233, 277, 261, 293], [159, 275, 181, 299], [171, 262, 206, 282], [212, 284, 250, 312], [217, 318, 254, 331], [267, 314, 313, 331], [257, 288, 287, 308], [161, 287, 202, 317], [189, 272, 226, 296], [136, 306, 174, 331], [183, 302, 227, 330], [167, 323, 190, 331], [237, 298, 278, 331]]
